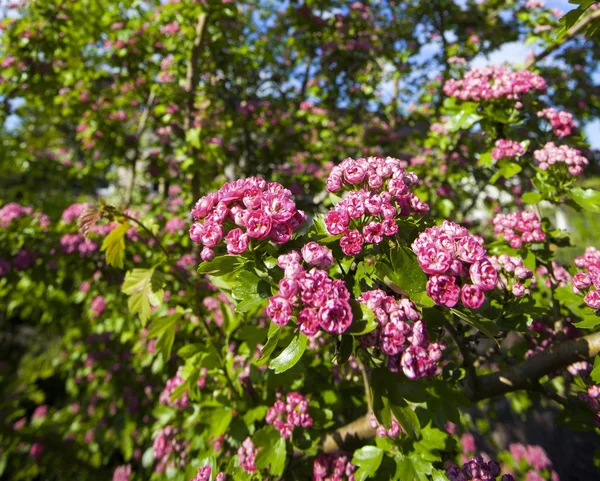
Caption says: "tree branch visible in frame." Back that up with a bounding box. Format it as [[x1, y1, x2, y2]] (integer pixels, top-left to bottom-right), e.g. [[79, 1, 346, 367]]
[[523, 8, 600, 69], [320, 330, 600, 453]]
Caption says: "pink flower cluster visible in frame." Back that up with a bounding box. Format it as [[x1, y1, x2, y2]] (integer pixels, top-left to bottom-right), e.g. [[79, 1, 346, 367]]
[[536, 261, 572, 289], [164, 217, 186, 234], [412, 221, 498, 309], [61, 202, 90, 223], [191, 466, 226, 481], [580, 385, 600, 427], [153, 426, 188, 473], [0, 202, 33, 227], [537, 108, 575, 137], [324, 156, 429, 256], [572, 247, 600, 309], [509, 443, 552, 471], [190, 178, 306, 261], [266, 249, 353, 335], [60, 233, 99, 256], [112, 464, 132, 481], [491, 139, 525, 161], [488, 255, 533, 297], [447, 454, 513, 481], [313, 453, 357, 481], [492, 210, 545, 248], [370, 413, 402, 438], [533, 142, 588, 176], [358, 289, 443, 379], [265, 392, 313, 439], [443, 66, 546, 102], [90, 295, 106, 317], [237, 437, 257, 473], [159, 367, 206, 409], [14, 249, 36, 270]]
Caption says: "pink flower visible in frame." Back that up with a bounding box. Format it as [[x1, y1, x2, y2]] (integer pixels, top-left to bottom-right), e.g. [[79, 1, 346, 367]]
[[201, 222, 224, 247], [225, 228, 249, 254], [201, 247, 215, 261], [245, 211, 272, 239], [270, 222, 293, 244], [461, 284, 485, 309], [266, 296, 293, 326], [584, 290, 600, 309], [363, 221, 384, 244], [325, 209, 350, 236], [470, 259, 498, 291], [426, 275, 460, 307], [297, 308, 320, 336], [318, 298, 353, 334], [301, 242, 334, 269], [340, 230, 364, 256]]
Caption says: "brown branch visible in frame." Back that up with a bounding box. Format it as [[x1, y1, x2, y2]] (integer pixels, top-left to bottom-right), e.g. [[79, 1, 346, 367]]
[[524, 8, 600, 69], [466, 330, 600, 401], [320, 330, 600, 453], [126, 90, 156, 206], [184, 12, 210, 133]]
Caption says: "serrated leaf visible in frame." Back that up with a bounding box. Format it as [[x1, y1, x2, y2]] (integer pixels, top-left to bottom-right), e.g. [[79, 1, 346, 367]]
[[450, 308, 499, 344], [269, 332, 307, 373], [521, 192, 543, 204], [352, 446, 384, 481], [390, 404, 421, 439], [123, 268, 164, 324], [197, 255, 243, 276], [257, 326, 281, 365], [100, 223, 129, 269], [568, 187, 600, 213]]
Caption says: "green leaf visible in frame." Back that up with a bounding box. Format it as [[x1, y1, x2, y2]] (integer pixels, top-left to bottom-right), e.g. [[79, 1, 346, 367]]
[[377, 246, 427, 299], [269, 332, 307, 373], [254, 427, 287, 476], [148, 313, 180, 338], [232, 271, 270, 313], [347, 301, 378, 335], [431, 469, 450, 481], [100, 222, 129, 269], [352, 446, 384, 481], [186, 127, 201, 148], [197, 255, 243, 276], [123, 268, 164, 324], [591, 356, 600, 383], [490, 161, 522, 184], [177, 343, 204, 359], [390, 404, 421, 439], [257, 326, 281, 365], [568, 187, 600, 213], [450, 309, 499, 344], [521, 192, 543, 204]]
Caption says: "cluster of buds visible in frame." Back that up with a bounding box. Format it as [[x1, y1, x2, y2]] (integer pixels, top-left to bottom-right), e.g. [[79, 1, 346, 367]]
[[265, 392, 313, 439], [152, 426, 188, 473], [266, 249, 353, 335], [488, 255, 533, 297], [358, 289, 443, 379], [313, 453, 357, 481], [324, 156, 429, 256], [443, 66, 546, 102], [572, 247, 600, 309], [537, 108, 575, 137], [191, 465, 226, 481], [190, 178, 306, 261], [536, 261, 572, 289], [491, 139, 526, 162], [533, 142, 588, 177], [492, 210, 545, 249], [412, 221, 498, 309], [447, 454, 514, 481], [370, 413, 402, 438], [580, 385, 600, 427], [237, 437, 258, 473]]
